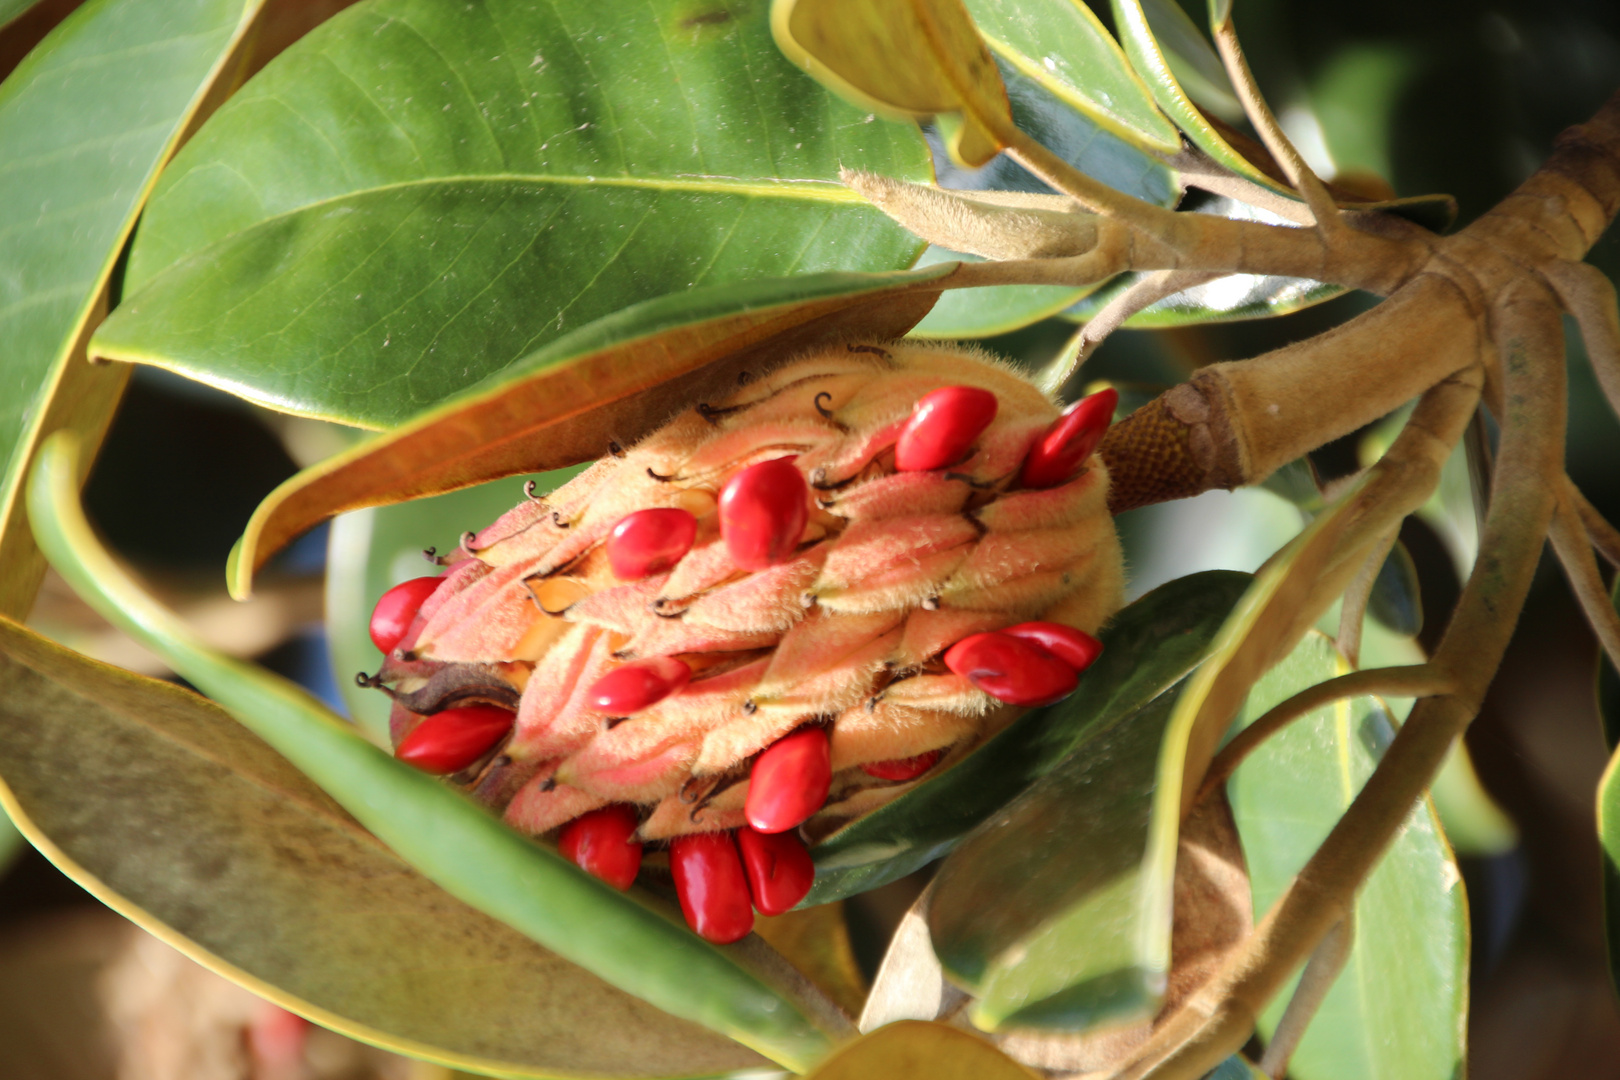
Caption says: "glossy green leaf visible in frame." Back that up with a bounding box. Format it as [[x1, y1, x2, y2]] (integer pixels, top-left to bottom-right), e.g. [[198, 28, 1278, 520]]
[[0, 0, 263, 616], [92, 0, 932, 429], [0, 616, 768, 1079], [931, 57, 1179, 206], [232, 263, 955, 597], [926, 682, 1184, 1030], [1107, 0, 1279, 188], [327, 468, 586, 743], [907, 245, 1091, 338], [961, 0, 1178, 153], [28, 432, 842, 1073], [913, 54, 1178, 338], [1227, 632, 1467, 1080], [808, 570, 1251, 905]]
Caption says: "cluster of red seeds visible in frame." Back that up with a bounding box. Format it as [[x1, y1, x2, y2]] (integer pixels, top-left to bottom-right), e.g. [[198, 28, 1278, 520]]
[[365, 367, 1117, 942]]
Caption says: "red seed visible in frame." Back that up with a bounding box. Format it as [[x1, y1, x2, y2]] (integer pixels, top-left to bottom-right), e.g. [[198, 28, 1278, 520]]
[[670, 832, 755, 943], [559, 805, 643, 890], [369, 576, 442, 653], [395, 704, 515, 774], [587, 657, 691, 715], [861, 749, 945, 782], [1018, 388, 1119, 490], [943, 632, 1079, 707], [1001, 622, 1103, 674], [737, 826, 815, 916], [745, 726, 831, 834], [718, 457, 809, 570], [607, 507, 698, 580], [894, 386, 999, 472]]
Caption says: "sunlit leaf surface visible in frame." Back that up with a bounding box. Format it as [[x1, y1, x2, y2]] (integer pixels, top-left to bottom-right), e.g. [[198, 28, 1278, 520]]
[[0, 0, 263, 615], [93, 0, 932, 428], [1228, 632, 1467, 1080]]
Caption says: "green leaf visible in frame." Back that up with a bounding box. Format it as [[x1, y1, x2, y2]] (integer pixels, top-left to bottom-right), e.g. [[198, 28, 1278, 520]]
[[907, 245, 1091, 339], [913, 53, 1179, 338], [807, 570, 1250, 905], [93, 0, 932, 428], [0, 616, 768, 1078], [231, 263, 956, 597], [327, 468, 586, 742], [926, 681, 1185, 1030], [28, 432, 842, 1073], [961, 0, 1179, 153], [1227, 632, 1467, 1080], [0, 0, 264, 616], [1108, 0, 1277, 189]]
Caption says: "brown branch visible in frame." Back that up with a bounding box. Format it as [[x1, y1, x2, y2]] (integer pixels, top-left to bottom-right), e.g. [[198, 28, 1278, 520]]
[[1100, 275, 1481, 513], [1337, 525, 1400, 667], [1550, 479, 1620, 674], [1196, 665, 1454, 805], [1257, 914, 1355, 1079], [1108, 278, 1569, 1080], [1209, 14, 1344, 237], [1568, 476, 1620, 567]]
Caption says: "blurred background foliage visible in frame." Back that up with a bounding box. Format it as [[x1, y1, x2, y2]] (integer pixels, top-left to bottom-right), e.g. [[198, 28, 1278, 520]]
[[2, 0, 1619, 1076]]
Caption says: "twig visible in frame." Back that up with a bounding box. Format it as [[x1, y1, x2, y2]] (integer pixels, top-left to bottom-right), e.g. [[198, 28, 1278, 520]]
[[1542, 258, 1620, 423], [1108, 279, 1566, 1080], [1073, 270, 1222, 368], [1336, 526, 1400, 667], [1550, 479, 1620, 674], [1170, 145, 1314, 226], [1208, 12, 1344, 236], [1196, 665, 1453, 805], [1257, 914, 1355, 1079], [1568, 475, 1620, 567]]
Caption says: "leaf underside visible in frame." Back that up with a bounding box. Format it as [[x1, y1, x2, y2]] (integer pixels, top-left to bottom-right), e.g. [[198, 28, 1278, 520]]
[[0, 616, 765, 1079]]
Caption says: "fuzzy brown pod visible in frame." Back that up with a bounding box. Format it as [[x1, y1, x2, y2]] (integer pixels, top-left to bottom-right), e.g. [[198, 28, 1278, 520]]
[[363, 342, 1126, 937]]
